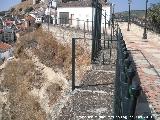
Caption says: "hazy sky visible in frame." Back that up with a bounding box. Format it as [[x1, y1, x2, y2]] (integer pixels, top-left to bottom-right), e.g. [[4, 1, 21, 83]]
[[0, 0, 159, 12]]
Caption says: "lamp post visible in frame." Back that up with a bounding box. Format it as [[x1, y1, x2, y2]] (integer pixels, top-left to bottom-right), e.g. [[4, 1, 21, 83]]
[[143, 0, 148, 39], [127, 0, 131, 31]]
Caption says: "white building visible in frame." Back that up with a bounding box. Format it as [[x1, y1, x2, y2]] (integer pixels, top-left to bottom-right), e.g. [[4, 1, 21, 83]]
[[0, 42, 13, 62], [56, 0, 111, 31], [39, 0, 112, 30]]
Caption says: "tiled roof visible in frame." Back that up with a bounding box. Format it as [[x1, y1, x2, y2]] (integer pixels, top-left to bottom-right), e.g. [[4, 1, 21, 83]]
[[0, 42, 12, 51]]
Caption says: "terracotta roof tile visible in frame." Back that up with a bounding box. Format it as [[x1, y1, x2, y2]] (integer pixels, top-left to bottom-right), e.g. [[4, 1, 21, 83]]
[[0, 42, 12, 51]]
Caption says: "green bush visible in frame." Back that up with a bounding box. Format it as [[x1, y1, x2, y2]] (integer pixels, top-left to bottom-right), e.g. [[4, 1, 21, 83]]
[[148, 3, 160, 32]]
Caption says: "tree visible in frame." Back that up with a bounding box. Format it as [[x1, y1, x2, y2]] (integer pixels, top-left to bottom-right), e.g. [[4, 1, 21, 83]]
[[148, 3, 160, 33]]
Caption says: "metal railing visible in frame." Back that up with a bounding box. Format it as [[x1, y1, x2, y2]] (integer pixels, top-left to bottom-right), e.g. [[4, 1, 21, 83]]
[[114, 25, 142, 119]]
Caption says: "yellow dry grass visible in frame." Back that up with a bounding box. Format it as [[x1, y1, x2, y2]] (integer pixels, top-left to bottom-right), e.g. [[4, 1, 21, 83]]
[[1, 25, 91, 120], [1, 60, 47, 120], [16, 27, 91, 80]]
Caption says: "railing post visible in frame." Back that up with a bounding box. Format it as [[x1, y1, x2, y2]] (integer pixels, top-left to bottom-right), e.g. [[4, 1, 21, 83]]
[[126, 65, 136, 99], [128, 81, 141, 119], [72, 38, 76, 91]]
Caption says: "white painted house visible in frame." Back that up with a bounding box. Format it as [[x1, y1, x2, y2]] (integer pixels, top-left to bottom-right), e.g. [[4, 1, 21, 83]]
[[0, 42, 13, 62], [38, 0, 112, 30], [56, 0, 112, 31]]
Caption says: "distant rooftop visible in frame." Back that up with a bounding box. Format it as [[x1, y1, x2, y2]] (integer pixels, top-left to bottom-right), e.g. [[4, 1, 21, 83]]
[[0, 42, 12, 52]]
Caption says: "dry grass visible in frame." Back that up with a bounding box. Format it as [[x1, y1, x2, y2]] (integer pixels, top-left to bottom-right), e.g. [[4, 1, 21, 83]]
[[0, 25, 91, 120], [1, 60, 47, 120], [34, 28, 91, 79], [46, 83, 63, 106], [16, 27, 90, 80], [32, 28, 73, 79]]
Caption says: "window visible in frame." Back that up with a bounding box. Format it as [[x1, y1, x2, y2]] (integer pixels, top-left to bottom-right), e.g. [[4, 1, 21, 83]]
[[59, 12, 69, 24]]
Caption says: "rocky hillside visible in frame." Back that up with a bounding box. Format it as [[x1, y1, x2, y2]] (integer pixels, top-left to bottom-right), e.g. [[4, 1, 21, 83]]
[[0, 26, 90, 119]]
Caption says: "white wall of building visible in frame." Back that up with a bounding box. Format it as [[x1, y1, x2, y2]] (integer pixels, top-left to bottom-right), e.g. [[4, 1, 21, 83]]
[[57, 6, 110, 31], [41, 0, 48, 3], [33, 0, 36, 5], [101, 6, 111, 25], [0, 48, 13, 61]]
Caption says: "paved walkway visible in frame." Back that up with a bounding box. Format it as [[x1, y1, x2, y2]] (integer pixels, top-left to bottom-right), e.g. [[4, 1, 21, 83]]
[[119, 22, 160, 119]]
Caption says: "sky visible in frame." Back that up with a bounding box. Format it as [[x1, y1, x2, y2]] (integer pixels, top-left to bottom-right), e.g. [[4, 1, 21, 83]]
[[0, 0, 21, 11], [0, 0, 160, 12], [110, 0, 160, 12]]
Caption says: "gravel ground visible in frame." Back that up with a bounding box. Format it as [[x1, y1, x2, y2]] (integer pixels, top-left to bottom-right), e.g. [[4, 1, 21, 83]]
[[41, 24, 117, 119], [55, 49, 116, 120]]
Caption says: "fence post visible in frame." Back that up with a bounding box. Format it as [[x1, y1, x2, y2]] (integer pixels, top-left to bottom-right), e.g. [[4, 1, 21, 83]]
[[103, 28, 105, 49], [104, 10, 107, 50], [72, 38, 76, 91], [86, 19, 89, 31], [77, 18, 79, 29], [110, 43, 112, 59], [111, 22, 113, 43], [128, 81, 141, 119], [105, 10, 107, 30], [84, 22, 86, 39], [48, 15, 50, 32]]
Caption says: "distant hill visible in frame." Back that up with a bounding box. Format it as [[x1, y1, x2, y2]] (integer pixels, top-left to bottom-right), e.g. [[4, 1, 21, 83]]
[[115, 10, 145, 19]]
